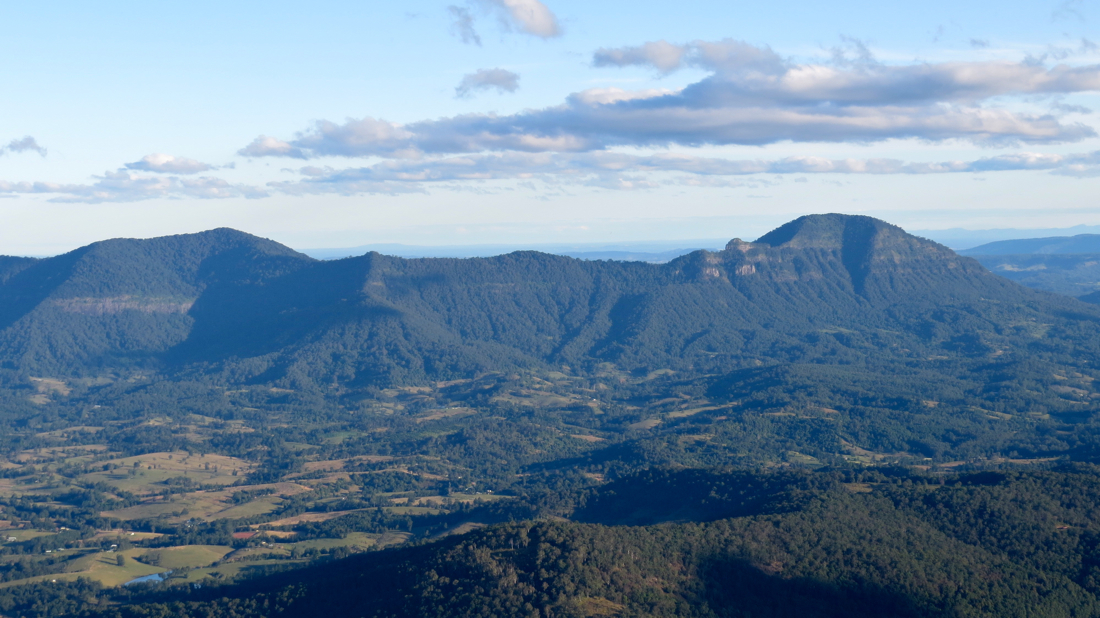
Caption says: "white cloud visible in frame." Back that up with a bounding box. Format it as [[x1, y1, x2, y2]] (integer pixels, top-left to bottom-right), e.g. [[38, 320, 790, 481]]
[[568, 87, 676, 105], [238, 136, 306, 158], [124, 153, 215, 174], [455, 68, 520, 98], [1, 136, 46, 157], [242, 40, 1100, 159], [478, 0, 561, 38], [594, 40, 690, 73]]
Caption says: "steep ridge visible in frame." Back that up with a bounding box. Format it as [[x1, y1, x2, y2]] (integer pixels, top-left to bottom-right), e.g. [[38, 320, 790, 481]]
[[0, 229, 313, 372]]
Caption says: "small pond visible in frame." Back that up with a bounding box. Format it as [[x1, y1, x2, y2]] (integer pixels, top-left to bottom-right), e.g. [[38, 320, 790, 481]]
[[124, 571, 172, 586]]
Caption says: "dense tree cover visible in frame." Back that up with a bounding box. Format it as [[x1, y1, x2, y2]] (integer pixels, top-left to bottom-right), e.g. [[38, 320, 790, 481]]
[[5, 466, 1100, 617]]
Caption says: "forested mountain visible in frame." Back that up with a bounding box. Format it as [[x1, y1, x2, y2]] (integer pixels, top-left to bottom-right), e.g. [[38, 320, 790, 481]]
[[2, 214, 1097, 384], [0, 228, 310, 373]]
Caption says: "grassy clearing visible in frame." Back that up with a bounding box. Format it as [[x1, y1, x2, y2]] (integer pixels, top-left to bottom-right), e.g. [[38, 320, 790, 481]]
[[180, 558, 305, 582], [211, 496, 280, 520], [668, 405, 726, 418], [287, 532, 380, 551], [33, 551, 169, 588], [1, 530, 56, 543], [4, 545, 236, 588], [385, 506, 441, 516], [301, 456, 393, 473], [92, 531, 163, 542], [29, 377, 71, 397], [102, 482, 311, 523], [416, 407, 477, 423], [137, 545, 232, 569], [254, 509, 372, 528], [79, 450, 254, 494]]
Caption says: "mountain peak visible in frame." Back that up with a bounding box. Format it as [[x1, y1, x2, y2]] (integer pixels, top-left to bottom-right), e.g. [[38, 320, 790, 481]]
[[85, 227, 305, 260], [736, 213, 991, 298], [754, 214, 901, 249]]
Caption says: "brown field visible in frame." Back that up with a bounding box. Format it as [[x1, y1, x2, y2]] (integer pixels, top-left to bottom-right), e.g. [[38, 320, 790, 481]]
[[301, 455, 394, 473], [416, 407, 477, 423], [14, 444, 108, 463], [30, 377, 71, 397], [668, 405, 727, 418], [80, 450, 256, 495], [101, 481, 311, 523], [253, 508, 373, 528]]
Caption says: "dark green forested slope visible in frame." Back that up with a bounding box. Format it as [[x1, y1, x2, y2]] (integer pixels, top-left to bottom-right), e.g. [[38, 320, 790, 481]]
[[12, 466, 1100, 618], [2, 213, 1099, 386], [0, 228, 312, 373]]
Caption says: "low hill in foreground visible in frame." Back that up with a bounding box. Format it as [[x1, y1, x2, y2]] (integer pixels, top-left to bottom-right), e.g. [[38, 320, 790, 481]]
[[11, 465, 1100, 618]]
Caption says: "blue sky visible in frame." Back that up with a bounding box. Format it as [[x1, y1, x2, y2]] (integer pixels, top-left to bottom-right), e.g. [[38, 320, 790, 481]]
[[1, 0, 1099, 254]]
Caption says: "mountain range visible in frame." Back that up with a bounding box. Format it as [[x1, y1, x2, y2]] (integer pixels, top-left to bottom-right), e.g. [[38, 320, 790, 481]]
[[2, 214, 1095, 384]]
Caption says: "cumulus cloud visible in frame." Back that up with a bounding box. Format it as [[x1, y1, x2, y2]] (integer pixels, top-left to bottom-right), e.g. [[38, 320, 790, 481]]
[[241, 39, 1100, 159], [124, 153, 215, 174], [455, 68, 520, 98], [447, 5, 481, 45], [2, 136, 47, 157], [593, 40, 687, 73], [0, 171, 266, 204], [478, 0, 561, 38], [238, 136, 306, 159]]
